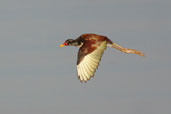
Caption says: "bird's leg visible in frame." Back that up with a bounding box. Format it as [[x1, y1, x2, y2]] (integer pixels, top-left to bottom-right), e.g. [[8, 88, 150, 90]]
[[111, 42, 144, 56]]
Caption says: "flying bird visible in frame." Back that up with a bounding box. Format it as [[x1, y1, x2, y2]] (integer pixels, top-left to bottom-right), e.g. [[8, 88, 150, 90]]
[[59, 33, 144, 82]]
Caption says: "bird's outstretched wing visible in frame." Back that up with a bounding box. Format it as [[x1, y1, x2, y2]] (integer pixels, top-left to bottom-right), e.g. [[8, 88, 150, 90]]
[[77, 41, 107, 82]]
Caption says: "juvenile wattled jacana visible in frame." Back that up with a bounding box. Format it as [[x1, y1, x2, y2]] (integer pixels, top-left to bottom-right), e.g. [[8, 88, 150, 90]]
[[59, 33, 144, 82]]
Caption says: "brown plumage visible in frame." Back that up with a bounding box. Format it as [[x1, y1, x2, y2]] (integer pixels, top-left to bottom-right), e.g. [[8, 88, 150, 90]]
[[59, 33, 144, 82]]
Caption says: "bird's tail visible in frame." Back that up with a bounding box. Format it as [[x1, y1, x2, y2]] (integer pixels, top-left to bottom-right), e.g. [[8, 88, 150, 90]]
[[109, 42, 144, 56]]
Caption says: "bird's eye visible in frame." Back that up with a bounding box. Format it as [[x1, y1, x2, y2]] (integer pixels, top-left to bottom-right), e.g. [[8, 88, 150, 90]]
[[64, 42, 68, 46]]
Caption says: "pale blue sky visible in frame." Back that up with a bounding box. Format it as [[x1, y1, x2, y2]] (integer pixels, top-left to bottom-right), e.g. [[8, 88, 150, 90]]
[[0, 0, 171, 114]]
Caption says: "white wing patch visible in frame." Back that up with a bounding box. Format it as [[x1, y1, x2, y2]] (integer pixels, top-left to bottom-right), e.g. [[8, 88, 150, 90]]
[[77, 41, 107, 82]]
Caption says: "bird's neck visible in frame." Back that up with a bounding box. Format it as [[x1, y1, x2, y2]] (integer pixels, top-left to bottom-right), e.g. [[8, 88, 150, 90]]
[[75, 42, 83, 48], [70, 38, 83, 47]]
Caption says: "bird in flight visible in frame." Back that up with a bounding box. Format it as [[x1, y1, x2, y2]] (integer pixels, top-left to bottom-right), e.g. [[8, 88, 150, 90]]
[[59, 33, 144, 82]]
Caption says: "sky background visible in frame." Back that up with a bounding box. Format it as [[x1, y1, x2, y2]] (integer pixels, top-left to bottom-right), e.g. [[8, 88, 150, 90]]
[[0, 0, 171, 114]]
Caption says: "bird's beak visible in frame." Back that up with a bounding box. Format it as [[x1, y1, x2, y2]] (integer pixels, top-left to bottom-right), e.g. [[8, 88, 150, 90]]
[[59, 44, 65, 48]]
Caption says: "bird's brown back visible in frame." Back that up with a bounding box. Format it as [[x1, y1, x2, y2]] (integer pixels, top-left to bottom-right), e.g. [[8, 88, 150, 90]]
[[77, 33, 112, 65]]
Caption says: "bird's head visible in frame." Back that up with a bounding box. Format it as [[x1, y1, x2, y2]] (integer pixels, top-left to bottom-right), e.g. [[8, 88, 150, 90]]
[[59, 39, 82, 47]]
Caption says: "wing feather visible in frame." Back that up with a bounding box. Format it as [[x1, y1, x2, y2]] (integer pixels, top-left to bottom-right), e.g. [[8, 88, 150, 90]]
[[81, 62, 89, 80], [84, 59, 94, 76], [77, 41, 107, 82], [79, 64, 86, 81], [82, 61, 92, 78]]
